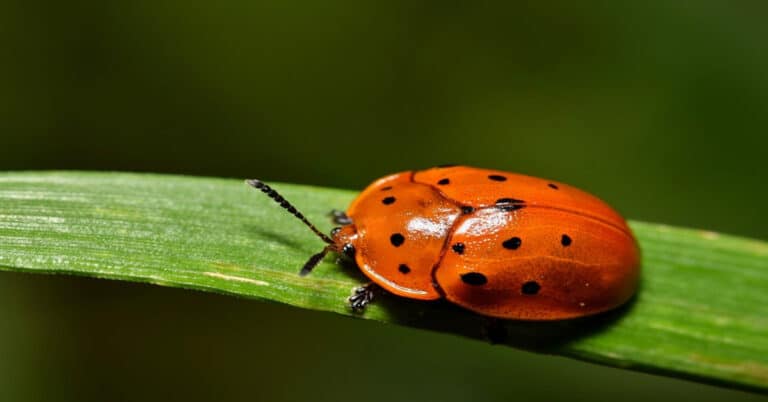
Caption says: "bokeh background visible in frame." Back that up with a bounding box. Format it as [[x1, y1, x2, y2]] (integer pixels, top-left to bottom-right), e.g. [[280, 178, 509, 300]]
[[2, 1, 767, 401]]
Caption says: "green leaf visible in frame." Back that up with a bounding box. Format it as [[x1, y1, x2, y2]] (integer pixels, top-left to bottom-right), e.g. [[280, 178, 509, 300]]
[[1, 171, 766, 393]]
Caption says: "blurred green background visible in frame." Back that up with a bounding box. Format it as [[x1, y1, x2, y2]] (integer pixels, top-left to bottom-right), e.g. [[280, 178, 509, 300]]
[[2, 1, 767, 401]]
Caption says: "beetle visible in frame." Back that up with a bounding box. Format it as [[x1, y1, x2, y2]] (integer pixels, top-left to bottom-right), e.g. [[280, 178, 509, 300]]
[[247, 165, 639, 320]]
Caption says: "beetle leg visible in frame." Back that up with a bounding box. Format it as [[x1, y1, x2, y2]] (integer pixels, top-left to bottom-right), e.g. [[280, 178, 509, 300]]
[[330, 209, 353, 225], [299, 245, 336, 277], [481, 318, 508, 345], [349, 282, 378, 311]]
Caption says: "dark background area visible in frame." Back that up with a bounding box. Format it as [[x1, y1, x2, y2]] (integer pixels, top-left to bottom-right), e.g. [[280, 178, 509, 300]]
[[1, 1, 767, 401]]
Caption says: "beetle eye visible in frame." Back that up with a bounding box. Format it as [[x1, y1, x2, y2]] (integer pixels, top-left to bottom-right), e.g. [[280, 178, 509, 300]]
[[342, 243, 356, 257]]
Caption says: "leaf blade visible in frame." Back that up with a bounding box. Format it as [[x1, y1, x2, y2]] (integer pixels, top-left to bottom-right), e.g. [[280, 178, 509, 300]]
[[0, 171, 766, 392]]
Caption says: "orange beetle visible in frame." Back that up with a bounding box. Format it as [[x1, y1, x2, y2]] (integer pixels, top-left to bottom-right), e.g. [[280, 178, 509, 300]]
[[248, 166, 640, 320]]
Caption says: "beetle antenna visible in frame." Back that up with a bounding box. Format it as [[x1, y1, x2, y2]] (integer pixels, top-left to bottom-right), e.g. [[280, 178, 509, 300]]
[[246, 179, 334, 245]]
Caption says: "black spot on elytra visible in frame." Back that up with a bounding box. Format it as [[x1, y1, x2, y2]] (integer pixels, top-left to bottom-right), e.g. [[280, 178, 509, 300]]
[[496, 197, 524, 204], [398, 264, 411, 274], [380, 186, 393, 191], [548, 183, 559, 190], [461, 206, 474, 214], [382, 196, 396, 205], [561, 234, 572, 246], [488, 174, 507, 182], [496, 198, 525, 211], [461, 272, 487, 286], [522, 281, 540, 295], [502, 237, 522, 250], [438, 178, 450, 185], [390, 233, 405, 247], [452, 243, 465, 254]]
